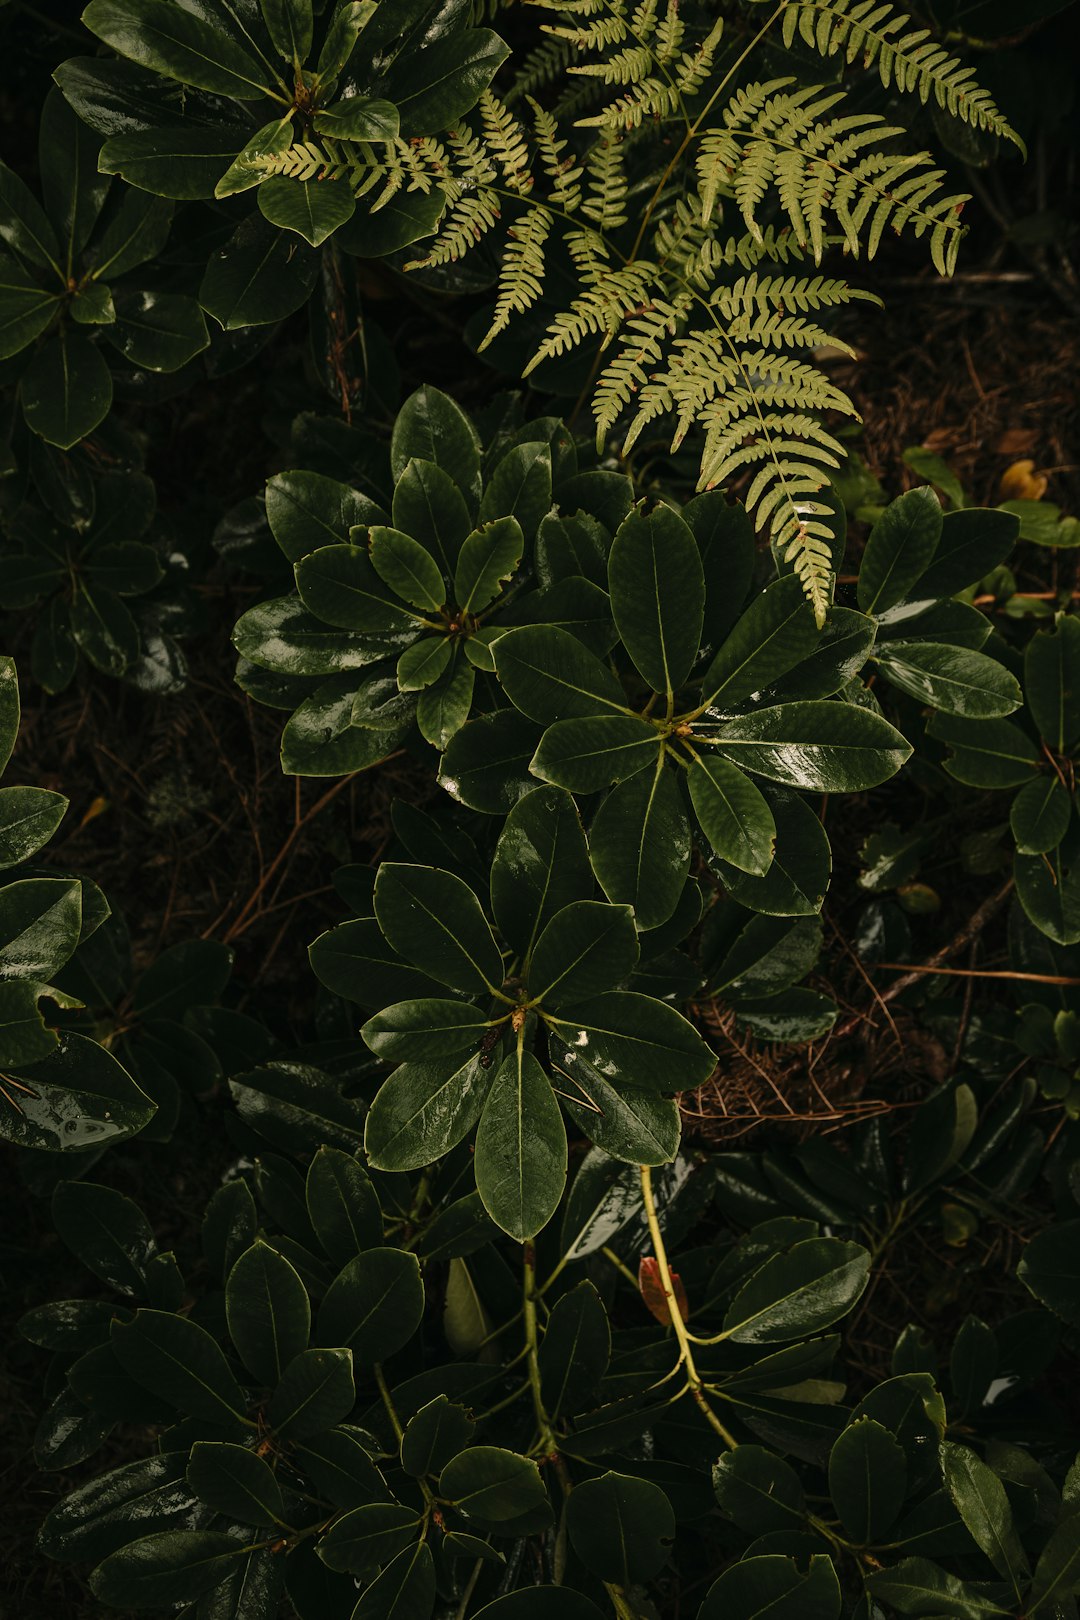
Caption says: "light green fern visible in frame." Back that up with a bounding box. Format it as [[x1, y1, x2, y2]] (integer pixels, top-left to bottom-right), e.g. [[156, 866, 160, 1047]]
[[253, 0, 1022, 623]]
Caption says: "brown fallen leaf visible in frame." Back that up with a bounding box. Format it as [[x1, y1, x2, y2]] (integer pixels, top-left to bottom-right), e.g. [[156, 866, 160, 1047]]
[[639, 1255, 690, 1325]]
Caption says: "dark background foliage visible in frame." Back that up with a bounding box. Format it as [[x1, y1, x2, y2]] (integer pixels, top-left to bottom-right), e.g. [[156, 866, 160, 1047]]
[[2, 0, 1080, 1614]]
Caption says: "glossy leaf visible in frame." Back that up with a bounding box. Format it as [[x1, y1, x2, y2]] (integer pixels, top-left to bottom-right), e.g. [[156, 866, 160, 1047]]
[[545, 991, 714, 1094], [474, 1047, 566, 1239], [710, 702, 912, 792], [82, 0, 277, 98], [590, 759, 691, 928], [374, 863, 503, 994], [490, 785, 592, 960], [940, 1441, 1028, 1594], [361, 999, 490, 1062], [874, 642, 1021, 718], [226, 1241, 310, 1387], [1010, 775, 1071, 855], [607, 503, 704, 695], [528, 900, 638, 1007], [722, 1238, 871, 1344], [365, 1050, 494, 1171], [455, 517, 524, 614], [701, 576, 819, 710], [89, 1530, 249, 1609], [318, 1249, 424, 1362], [689, 754, 776, 875], [531, 715, 663, 792], [186, 1442, 285, 1527], [857, 486, 942, 614], [495, 624, 629, 724]]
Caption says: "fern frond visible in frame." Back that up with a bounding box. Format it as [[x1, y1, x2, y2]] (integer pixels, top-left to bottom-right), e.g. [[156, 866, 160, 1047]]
[[523, 260, 659, 370], [581, 138, 629, 229], [781, 0, 1024, 151], [480, 92, 533, 193], [592, 291, 692, 445], [407, 189, 502, 268], [505, 33, 580, 103], [695, 80, 969, 270], [478, 204, 553, 351]]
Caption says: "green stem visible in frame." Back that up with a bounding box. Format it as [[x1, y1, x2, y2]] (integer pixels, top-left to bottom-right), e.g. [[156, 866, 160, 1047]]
[[523, 1241, 558, 1457], [639, 1165, 738, 1448]]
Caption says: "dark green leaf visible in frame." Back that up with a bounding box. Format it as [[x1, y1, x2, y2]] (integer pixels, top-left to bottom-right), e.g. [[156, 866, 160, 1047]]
[[590, 759, 690, 928], [828, 1418, 906, 1544], [392, 457, 470, 578], [226, 1241, 310, 1387], [928, 713, 1040, 788], [1011, 775, 1071, 855], [187, 1441, 286, 1527], [200, 214, 318, 328], [261, 0, 313, 64], [439, 708, 543, 814], [699, 1554, 841, 1620], [0, 253, 58, 360], [100, 125, 255, 200], [916, 507, 1019, 597], [857, 486, 942, 614], [317, 1502, 420, 1575], [38, 1454, 193, 1564], [479, 443, 552, 543], [258, 174, 356, 246], [874, 642, 1021, 718], [538, 1282, 610, 1420], [475, 1047, 566, 1239], [495, 624, 629, 724], [305, 1147, 382, 1264], [544, 990, 714, 1094], [361, 999, 490, 1062], [390, 386, 481, 505], [528, 900, 638, 1007], [365, 1050, 494, 1171], [400, 1395, 477, 1477], [722, 1239, 871, 1344], [490, 785, 592, 960], [940, 1441, 1028, 1594], [710, 702, 911, 791], [689, 755, 776, 875], [455, 517, 524, 614], [608, 503, 704, 695], [318, 1249, 424, 1362], [90, 1530, 250, 1610], [267, 1348, 355, 1440], [105, 289, 209, 371], [390, 31, 509, 138], [292, 1423, 385, 1505], [713, 1446, 806, 1534], [531, 715, 662, 792], [438, 1446, 549, 1526], [701, 576, 819, 710], [83, 0, 279, 98], [1025, 614, 1080, 752], [374, 863, 503, 994], [349, 1541, 435, 1620], [112, 1310, 248, 1426], [566, 1472, 674, 1583], [1017, 1217, 1080, 1325], [21, 331, 112, 449]]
